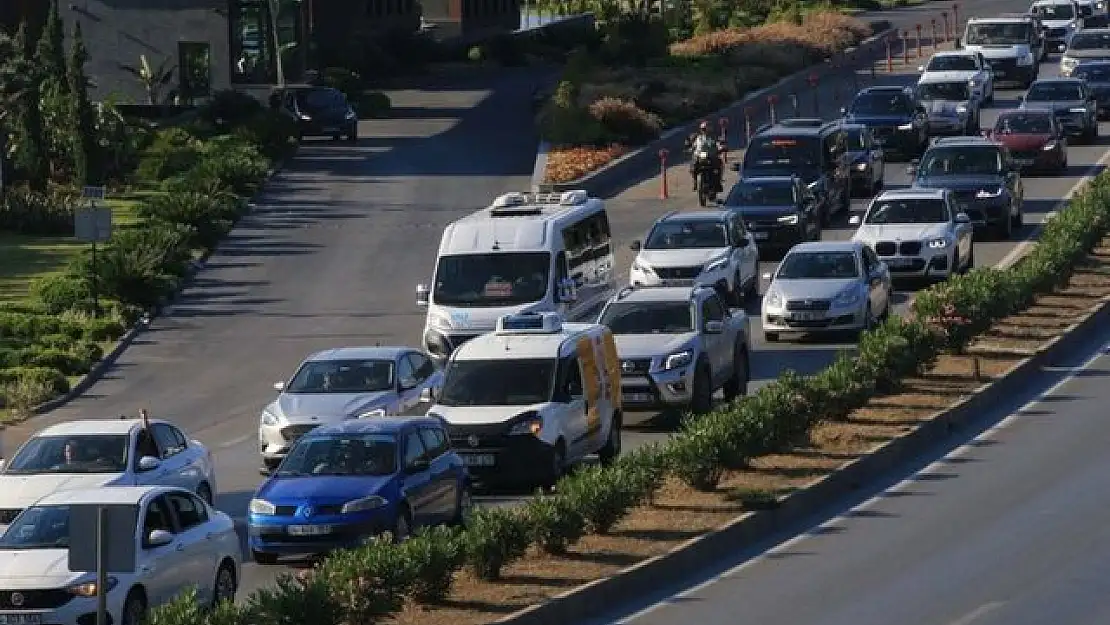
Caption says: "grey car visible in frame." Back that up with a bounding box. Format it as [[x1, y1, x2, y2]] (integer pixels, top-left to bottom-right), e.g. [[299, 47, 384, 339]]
[[1019, 77, 1099, 140], [257, 346, 444, 470], [916, 77, 982, 135], [761, 241, 892, 341], [1074, 59, 1110, 117], [1060, 28, 1110, 75]]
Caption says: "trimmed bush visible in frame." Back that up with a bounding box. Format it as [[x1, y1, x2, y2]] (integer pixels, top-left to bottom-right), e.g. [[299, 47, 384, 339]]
[[587, 97, 664, 145], [135, 127, 203, 184], [30, 274, 92, 314], [0, 366, 69, 396], [462, 508, 531, 581], [399, 525, 465, 603], [231, 111, 299, 160], [199, 89, 264, 126], [81, 318, 127, 342], [137, 192, 243, 250], [0, 313, 85, 341], [68, 221, 195, 309], [0, 187, 81, 236]]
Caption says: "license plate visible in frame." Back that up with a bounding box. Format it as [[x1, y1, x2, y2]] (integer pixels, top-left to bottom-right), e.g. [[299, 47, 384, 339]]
[[660, 279, 694, 287], [462, 454, 495, 467], [887, 258, 916, 268], [0, 616, 43, 625], [1015, 158, 1034, 166], [752, 232, 769, 241], [788, 311, 823, 321], [287, 524, 332, 536], [623, 392, 653, 402]]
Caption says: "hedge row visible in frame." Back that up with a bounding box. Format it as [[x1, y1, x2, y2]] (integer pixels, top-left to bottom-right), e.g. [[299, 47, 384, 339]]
[[149, 172, 1110, 624]]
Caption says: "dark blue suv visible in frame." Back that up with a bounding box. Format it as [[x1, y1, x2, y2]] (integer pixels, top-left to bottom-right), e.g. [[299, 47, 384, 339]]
[[842, 86, 930, 160]]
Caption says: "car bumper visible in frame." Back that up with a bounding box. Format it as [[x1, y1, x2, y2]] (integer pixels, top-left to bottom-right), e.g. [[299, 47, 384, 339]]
[[446, 428, 559, 485], [248, 511, 393, 556], [0, 588, 128, 625], [953, 198, 1011, 227], [746, 224, 808, 251], [878, 251, 955, 279], [762, 304, 868, 333], [296, 119, 356, 136], [618, 365, 698, 410], [630, 267, 731, 291], [927, 117, 969, 135], [871, 129, 918, 154], [988, 63, 1036, 84]]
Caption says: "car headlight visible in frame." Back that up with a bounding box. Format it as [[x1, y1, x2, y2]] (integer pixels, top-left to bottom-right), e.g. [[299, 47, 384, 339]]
[[777, 213, 800, 224], [341, 495, 388, 514], [662, 350, 693, 371], [976, 186, 1003, 198], [261, 409, 280, 426], [834, 287, 862, 306], [955, 104, 969, 115], [67, 577, 118, 597], [1070, 107, 1088, 113], [766, 290, 783, 308], [704, 256, 730, 273], [631, 259, 653, 274], [345, 109, 356, 120], [298, 113, 311, 121], [1062, 56, 1078, 68], [249, 499, 276, 515], [807, 180, 821, 191], [358, 408, 386, 418], [928, 237, 950, 249], [1043, 140, 1058, 151], [508, 411, 543, 436], [854, 162, 868, 171]]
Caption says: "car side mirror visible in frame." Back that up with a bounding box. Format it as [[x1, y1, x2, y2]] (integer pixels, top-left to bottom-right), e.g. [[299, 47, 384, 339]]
[[955, 212, 971, 223], [916, 65, 924, 72], [416, 283, 430, 308], [629, 240, 641, 251], [420, 387, 436, 403], [848, 215, 862, 226], [406, 458, 430, 474], [273, 380, 285, 392], [137, 456, 161, 472], [146, 529, 174, 549], [703, 320, 724, 334], [730, 162, 741, 172]]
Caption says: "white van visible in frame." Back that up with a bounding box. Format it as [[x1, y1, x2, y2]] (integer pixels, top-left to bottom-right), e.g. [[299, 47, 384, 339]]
[[961, 16, 1043, 87], [416, 190, 616, 364], [425, 311, 622, 487]]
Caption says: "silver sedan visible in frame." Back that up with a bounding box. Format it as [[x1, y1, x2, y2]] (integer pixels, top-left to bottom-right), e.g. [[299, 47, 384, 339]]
[[761, 241, 892, 342], [258, 346, 444, 471]]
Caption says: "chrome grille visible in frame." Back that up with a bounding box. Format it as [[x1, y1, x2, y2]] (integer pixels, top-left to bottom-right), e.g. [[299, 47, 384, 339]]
[[899, 241, 922, 255], [785, 299, 831, 311], [654, 266, 702, 280], [280, 424, 320, 442]]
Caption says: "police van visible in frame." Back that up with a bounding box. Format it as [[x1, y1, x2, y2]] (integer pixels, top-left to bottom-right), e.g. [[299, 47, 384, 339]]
[[425, 311, 622, 487], [416, 190, 616, 365]]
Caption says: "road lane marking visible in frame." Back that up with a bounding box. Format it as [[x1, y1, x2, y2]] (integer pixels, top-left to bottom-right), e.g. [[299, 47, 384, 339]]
[[946, 601, 1005, 625], [217, 434, 253, 449]]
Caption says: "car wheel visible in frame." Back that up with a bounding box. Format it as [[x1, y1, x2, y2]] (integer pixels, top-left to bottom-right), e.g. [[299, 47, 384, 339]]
[[598, 412, 622, 466], [858, 303, 874, 338], [196, 482, 213, 506], [964, 246, 975, 273], [1011, 205, 1024, 230], [764, 331, 780, 342], [451, 484, 473, 526], [212, 560, 237, 607], [392, 507, 412, 543], [722, 346, 749, 401], [120, 590, 146, 625], [690, 363, 714, 415], [997, 211, 1014, 240], [545, 440, 567, 487], [251, 549, 278, 565]]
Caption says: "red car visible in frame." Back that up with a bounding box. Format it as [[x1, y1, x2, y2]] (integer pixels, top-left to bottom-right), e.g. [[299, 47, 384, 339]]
[[983, 109, 1067, 174]]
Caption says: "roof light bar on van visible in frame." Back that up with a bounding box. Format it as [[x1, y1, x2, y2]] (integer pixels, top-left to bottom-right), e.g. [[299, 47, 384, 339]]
[[495, 311, 564, 334]]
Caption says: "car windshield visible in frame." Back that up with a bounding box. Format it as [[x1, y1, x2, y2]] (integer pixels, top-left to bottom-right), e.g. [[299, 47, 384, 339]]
[[286, 359, 395, 393], [1075, 64, 1110, 81], [926, 55, 978, 71], [1033, 4, 1075, 18], [1026, 82, 1083, 100], [1066, 32, 1110, 49], [918, 81, 971, 101], [4, 435, 129, 474], [995, 113, 1054, 133], [599, 302, 694, 334], [296, 88, 346, 111], [724, 182, 796, 206], [644, 220, 728, 249], [277, 434, 397, 476], [849, 92, 913, 115], [438, 359, 555, 406], [965, 23, 1032, 45], [866, 198, 950, 224], [845, 129, 868, 150], [743, 136, 822, 173], [433, 252, 551, 307], [777, 251, 860, 279], [0, 506, 71, 549], [919, 146, 1004, 176]]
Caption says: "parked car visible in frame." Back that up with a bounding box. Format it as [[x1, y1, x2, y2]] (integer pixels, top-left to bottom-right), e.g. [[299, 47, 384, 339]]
[[849, 188, 975, 281], [761, 241, 892, 342], [0, 417, 218, 527], [259, 346, 444, 470], [598, 284, 750, 415], [985, 109, 1069, 173], [1019, 77, 1100, 141], [0, 485, 240, 625], [1073, 59, 1110, 116], [278, 85, 358, 141], [720, 175, 822, 253], [248, 417, 470, 563], [842, 86, 929, 159]]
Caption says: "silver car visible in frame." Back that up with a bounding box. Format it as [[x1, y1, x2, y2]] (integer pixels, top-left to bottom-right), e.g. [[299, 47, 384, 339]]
[[259, 346, 444, 470], [761, 241, 892, 342]]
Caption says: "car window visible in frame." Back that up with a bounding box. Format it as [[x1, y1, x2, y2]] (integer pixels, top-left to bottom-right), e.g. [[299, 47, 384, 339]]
[[702, 296, 726, 323], [151, 424, 186, 458], [166, 492, 208, 530], [418, 427, 448, 458], [134, 428, 161, 464], [403, 431, 426, 468], [406, 353, 436, 382], [143, 496, 175, 544], [397, 356, 416, 388]]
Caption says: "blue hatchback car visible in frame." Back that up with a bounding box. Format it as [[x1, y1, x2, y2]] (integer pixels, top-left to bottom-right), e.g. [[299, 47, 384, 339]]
[[247, 417, 470, 563]]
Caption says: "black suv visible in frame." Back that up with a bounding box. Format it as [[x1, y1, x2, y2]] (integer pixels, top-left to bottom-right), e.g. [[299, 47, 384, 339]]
[[733, 118, 850, 226], [842, 86, 929, 159], [908, 137, 1025, 239], [277, 85, 359, 141], [721, 175, 821, 255]]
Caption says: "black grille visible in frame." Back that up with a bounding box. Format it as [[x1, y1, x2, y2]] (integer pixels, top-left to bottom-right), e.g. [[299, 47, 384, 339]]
[[899, 241, 922, 255], [872, 126, 895, 138], [620, 358, 652, 374], [988, 58, 1018, 72], [269, 503, 350, 517], [1047, 27, 1067, 37], [785, 299, 831, 311], [447, 422, 512, 449], [280, 424, 320, 442], [0, 589, 73, 609], [875, 242, 896, 256], [888, 259, 928, 271], [274, 506, 298, 516], [951, 190, 977, 203], [654, 266, 701, 280], [0, 509, 22, 524]]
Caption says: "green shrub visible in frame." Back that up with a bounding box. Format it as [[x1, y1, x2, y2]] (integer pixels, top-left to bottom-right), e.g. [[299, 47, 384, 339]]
[[137, 192, 242, 250], [164, 140, 269, 197], [462, 508, 531, 581], [199, 89, 265, 126], [587, 97, 664, 145], [398, 525, 465, 603], [67, 221, 194, 309], [313, 537, 415, 619], [0, 313, 85, 341], [231, 111, 299, 160], [30, 274, 92, 314], [240, 572, 342, 625], [135, 127, 203, 184], [0, 187, 81, 236], [18, 347, 90, 376], [557, 464, 643, 534], [0, 366, 69, 396], [81, 317, 127, 342], [524, 491, 586, 554]]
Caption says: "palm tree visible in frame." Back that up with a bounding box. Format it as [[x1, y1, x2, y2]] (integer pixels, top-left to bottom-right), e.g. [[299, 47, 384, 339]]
[[267, 0, 304, 87], [119, 54, 175, 105]]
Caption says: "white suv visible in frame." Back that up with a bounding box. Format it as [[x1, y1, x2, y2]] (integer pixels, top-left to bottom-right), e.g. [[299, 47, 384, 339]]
[[849, 188, 975, 280], [629, 210, 760, 306]]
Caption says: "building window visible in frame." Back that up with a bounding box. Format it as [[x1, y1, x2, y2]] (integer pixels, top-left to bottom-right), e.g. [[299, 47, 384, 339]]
[[229, 0, 304, 84], [178, 42, 212, 103]]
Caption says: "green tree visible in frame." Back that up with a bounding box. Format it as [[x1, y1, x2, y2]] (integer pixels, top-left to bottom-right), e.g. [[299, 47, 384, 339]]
[[36, 0, 67, 85], [1, 23, 49, 190], [36, 0, 75, 180], [67, 22, 99, 186]]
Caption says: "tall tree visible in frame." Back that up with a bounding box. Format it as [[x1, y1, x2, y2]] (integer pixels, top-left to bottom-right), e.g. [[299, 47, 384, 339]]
[[36, 0, 67, 85], [67, 22, 99, 186], [1, 22, 49, 190], [36, 0, 74, 181]]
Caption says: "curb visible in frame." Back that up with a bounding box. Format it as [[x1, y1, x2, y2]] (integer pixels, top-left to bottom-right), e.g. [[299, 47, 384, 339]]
[[27, 156, 293, 418], [529, 21, 898, 196], [494, 295, 1110, 625]]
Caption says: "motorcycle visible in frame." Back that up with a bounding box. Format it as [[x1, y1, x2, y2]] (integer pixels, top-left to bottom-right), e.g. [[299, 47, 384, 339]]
[[691, 149, 722, 207]]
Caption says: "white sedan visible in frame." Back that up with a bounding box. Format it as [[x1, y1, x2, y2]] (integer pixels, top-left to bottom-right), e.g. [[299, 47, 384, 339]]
[[0, 485, 240, 625], [0, 417, 218, 527], [918, 51, 995, 102]]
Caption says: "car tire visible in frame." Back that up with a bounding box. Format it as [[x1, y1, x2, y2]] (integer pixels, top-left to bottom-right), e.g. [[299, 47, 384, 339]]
[[598, 412, 622, 466], [545, 440, 568, 488], [451, 485, 473, 526], [964, 246, 975, 273], [120, 589, 146, 625], [764, 331, 779, 342], [1011, 205, 1024, 230], [728, 273, 745, 307], [392, 506, 412, 543], [197, 482, 213, 506], [690, 363, 714, 415], [251, 549, 278, 565], [722, 346, 749, 401], [212, 560, 237, 607], [998, 211, 1014, 240]]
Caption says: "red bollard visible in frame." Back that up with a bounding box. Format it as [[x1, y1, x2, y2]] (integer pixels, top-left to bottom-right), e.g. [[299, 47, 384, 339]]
[[915, 24, 923, 58], [808, 73, 820, 115], [767, 94, 779, 124], [886, 36, 894, 72], [744, 106, 754, 143], [942, 11, 950, 43], [931, 19, 938, 51], [718, 118, 729, 164], [903, 30, 910, 65], [658, 149, 669, 199]]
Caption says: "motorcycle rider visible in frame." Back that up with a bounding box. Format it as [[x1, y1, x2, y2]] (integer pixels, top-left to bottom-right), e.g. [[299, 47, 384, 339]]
[[686, 120, 724, 193]]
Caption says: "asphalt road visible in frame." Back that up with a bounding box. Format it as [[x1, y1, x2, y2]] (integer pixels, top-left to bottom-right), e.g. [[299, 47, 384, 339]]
[[584, 275, 1110, 625], [4, 0, 1105, 601]]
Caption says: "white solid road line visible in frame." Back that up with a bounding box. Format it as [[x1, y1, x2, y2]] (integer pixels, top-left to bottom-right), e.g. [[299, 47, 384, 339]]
[[945, 602, 1006, 625], [217, 434, 253, 449], [610, 338, 1110, 625]]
